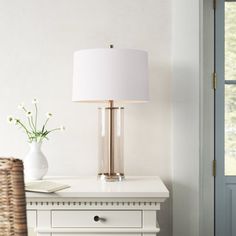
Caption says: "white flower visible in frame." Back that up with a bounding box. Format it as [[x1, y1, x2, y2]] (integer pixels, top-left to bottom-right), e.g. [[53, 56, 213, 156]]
[[46, 112, 52, 118], [14, 118, 20, 125], [18, 103, 25, 110], [32, 98, 39, 104], [26, 111, 32, 117], [60, 125, 65, 131], [7, 116, 14, 124]]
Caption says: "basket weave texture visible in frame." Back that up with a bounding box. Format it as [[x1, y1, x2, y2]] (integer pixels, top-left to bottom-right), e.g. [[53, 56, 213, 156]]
[[0, 158, 28, 236]]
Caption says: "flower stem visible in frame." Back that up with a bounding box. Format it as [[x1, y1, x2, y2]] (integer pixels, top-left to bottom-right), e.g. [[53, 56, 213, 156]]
[[30, 116, 36, 132], [17, 120, 31, 139], [22, 107, 34, 132], [42, 118, 49, 132], [27, 117, 34, 131], [47, 127, 60, 133], [35, 104, 38, 130]]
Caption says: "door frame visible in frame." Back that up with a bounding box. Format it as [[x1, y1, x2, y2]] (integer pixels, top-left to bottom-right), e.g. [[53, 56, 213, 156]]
[[200, 0, 215, 235], [215, 0, 224, 235]]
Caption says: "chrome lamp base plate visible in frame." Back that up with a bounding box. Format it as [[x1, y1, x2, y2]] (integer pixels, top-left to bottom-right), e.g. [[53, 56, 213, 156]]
[[98, 173, 125, 182]]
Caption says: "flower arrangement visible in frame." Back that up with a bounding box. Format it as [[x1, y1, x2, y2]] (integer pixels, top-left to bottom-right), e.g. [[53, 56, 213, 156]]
[[7, 98, 65, 143]]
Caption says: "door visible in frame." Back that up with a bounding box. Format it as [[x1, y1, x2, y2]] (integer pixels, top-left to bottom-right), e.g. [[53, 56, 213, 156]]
[[215, 0, 236, 235]]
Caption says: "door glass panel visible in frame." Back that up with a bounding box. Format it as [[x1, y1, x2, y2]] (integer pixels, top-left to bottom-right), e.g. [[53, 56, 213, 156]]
[[225, 2, 236, 175], [225, 85, 236, 175], [225, 2, 236, 81]]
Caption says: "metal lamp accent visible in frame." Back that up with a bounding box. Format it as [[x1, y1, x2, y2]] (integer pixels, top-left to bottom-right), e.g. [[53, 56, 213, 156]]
[[72, 45, 149, 181]]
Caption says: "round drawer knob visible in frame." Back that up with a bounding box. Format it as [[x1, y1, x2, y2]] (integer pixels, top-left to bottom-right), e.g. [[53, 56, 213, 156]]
[[94, 215, 100, 222]]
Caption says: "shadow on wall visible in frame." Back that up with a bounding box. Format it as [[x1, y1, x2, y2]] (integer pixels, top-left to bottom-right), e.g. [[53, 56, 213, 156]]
[[157, 181, 172, 236]]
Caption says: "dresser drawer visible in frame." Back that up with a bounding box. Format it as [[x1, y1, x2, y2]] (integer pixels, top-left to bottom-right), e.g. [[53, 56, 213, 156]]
[[53, 234, 141, 236], [52, 210, 142, 228]]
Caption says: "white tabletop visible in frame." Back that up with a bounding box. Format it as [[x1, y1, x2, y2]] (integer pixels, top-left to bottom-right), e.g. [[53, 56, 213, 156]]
[[26, 176, 169, 199]]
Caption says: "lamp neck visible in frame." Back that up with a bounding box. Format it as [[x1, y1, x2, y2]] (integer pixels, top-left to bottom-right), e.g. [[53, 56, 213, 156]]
[[109, 100, 114, 109]]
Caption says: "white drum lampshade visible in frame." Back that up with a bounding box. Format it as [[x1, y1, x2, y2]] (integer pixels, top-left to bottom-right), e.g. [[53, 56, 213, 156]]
[[72, 48, 149, 102], [72, 47, 149, 181]]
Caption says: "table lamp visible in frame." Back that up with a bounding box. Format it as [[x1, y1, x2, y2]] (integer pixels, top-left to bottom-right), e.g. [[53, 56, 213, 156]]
[[72, 45, 149, 181]]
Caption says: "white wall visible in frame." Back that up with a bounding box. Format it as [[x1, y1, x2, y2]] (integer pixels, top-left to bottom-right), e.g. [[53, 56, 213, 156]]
[[0, 0, 172, 235], [172, 0, 200, 236], [171, 0, 214, 236]]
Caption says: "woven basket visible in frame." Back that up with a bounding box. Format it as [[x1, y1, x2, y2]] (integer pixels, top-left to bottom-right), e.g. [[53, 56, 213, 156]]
[[0, 158, 28, 236]]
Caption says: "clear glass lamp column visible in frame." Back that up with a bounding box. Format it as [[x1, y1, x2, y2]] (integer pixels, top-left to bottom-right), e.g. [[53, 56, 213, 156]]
[[98, 107, 124, 181]]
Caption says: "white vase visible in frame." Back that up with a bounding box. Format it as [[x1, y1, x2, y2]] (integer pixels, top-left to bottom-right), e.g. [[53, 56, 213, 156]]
[[24, 141, 48, 180]]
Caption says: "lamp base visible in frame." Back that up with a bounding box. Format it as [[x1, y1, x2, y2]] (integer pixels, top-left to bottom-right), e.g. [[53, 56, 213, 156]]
[[98, 173, 124, 182]]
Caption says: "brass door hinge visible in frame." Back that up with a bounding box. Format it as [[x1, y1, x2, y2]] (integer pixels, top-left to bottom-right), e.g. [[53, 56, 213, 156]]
[[213, 0, 216, 10], [213, 160, 216, 177], [213, 72, 217, 90]]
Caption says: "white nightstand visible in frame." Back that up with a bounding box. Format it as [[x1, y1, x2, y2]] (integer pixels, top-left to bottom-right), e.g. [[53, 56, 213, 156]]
[[26, 176, 169, 236]]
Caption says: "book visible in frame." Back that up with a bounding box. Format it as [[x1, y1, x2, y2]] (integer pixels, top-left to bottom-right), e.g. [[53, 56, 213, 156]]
[[25, 181, 70, 193]]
